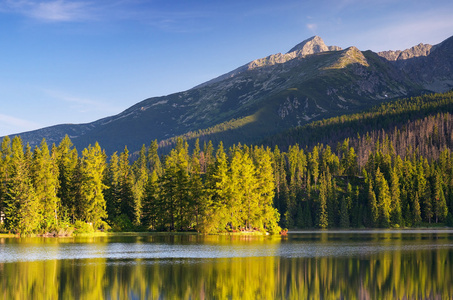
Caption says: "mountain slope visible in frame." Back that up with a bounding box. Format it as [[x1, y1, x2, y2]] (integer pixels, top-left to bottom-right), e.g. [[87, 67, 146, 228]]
[[12, 35, 453, 154]]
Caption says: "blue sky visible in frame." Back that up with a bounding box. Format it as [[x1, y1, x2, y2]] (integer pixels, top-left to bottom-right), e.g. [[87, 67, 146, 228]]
[[1, 0, 452, 137]]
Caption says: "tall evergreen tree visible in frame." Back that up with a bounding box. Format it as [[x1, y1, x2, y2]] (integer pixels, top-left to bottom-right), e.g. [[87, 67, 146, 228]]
[[189, 141, 205, 231], [4, 136, 41, 234], [317, 173, 328, 229], [433, 170, 448, 223], [32, 139, 60, 231], [367, 176, 378, 227], [142, 170, 160, 229], [105, 152, 120, 220], [56, 135, 79, 223], [79, 142, 108, 228], [253, 146, 280, 233], [147, 140, 162, 177], [0, 136, 12, 221], [375, 168, 391, 227], [390, 167, 402, 226], [132, 145, 148, 226]]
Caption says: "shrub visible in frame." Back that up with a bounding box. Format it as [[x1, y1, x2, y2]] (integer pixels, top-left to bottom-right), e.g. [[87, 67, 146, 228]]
[[74, 220, 95, 234]]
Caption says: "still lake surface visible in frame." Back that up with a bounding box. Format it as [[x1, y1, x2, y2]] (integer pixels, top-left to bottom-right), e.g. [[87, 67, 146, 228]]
[[1, 229, 453, 299]]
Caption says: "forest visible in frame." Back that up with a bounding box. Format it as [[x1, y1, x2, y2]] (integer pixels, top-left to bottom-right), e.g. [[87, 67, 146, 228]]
[[0, 91, 453, 235]]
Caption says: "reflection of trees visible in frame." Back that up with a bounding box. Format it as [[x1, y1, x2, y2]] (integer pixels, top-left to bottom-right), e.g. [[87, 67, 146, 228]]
[[276, 248, 453, 299], [1, 258, 107, 300], [1, 241, 453, 299]]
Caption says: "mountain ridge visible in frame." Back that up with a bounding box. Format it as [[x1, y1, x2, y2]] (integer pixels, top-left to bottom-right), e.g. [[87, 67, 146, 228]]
[[9, 35, 453, 154]]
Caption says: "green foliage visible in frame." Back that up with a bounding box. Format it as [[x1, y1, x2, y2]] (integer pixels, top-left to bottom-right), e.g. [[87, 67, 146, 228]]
[[110, 214, 134, 232], [73, 220, 95, 234], [2, 91, 453, 234]]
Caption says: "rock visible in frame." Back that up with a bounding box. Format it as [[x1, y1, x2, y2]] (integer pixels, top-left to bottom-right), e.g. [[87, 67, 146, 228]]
[[287, 36, 342, 55], [378, 43, 433, 61]]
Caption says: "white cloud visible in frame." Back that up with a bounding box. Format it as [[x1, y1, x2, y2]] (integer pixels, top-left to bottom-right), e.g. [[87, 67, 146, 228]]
[[42, 88, 121, 114], [0, 113, 41, 134], [352, 14, 453, 51], [0, 0, 94, 22], [306, 23, 317, 31]]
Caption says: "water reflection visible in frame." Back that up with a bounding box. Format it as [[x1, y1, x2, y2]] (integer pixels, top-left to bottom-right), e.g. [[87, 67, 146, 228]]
[[1, 230, 452, 299]]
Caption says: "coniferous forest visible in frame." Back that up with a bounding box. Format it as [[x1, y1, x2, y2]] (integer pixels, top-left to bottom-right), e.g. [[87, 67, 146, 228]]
[[1, 92, 453, 235]]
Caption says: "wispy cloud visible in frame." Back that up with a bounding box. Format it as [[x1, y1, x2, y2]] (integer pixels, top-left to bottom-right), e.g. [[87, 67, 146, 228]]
[[0, 0, 216, 32], [42, 88, 121, 114], [351, 11, 453, 51], [0, 0, 94, 22], [0, 113, 41, 134], [306, 23, 317, 32]]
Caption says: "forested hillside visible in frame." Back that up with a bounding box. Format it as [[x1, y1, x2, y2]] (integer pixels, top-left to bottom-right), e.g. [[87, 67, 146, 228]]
[[14, 35, 453, 155], [1, 92, 453, 235]]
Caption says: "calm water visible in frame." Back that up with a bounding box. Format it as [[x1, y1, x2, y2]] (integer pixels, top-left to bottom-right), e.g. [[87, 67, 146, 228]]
[[1, 230, 453, 299]]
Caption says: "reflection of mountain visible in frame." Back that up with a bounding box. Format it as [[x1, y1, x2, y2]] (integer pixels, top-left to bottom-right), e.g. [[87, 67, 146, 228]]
[[13, 35, 453, 154]]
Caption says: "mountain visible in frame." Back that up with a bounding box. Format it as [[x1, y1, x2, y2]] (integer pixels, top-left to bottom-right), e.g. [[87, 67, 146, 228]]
[[11, 35, 453, 154]]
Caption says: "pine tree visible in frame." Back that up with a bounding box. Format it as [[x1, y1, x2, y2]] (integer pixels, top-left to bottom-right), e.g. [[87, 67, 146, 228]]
[[0, 136, 12, 222], [132, 145, 148, 226], [253, 146, 280, 232], [105, 152, 120, 220], [433, 170, 448, 223], [375, 168, 391, 227], [4, 136, 42, 234], [229, 148, 246, 229], [339, 196, 350, 228], [239, 150, 258, 230], [79, 142, 108, 228], [413, 193, 422, 225], [189, 140, 205, 231], [367, 177, 378, 227], [202, 142, 230, 233], [142, 170, 160, 229], [389, 167, 402, 226], [147, 140, 162, 177], [310, 146, 320, 185], [160, 144, 190, 231], [118, 147, 135, 223], [56, 135, 79, 223], [32, 139, 60, 231], [317, 173, 328, 229], [417, 160, 432, 223]]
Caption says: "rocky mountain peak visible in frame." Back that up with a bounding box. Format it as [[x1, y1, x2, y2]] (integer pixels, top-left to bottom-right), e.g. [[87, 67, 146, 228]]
[[287, 36, 342, 55], [377, 43, 433, 61]]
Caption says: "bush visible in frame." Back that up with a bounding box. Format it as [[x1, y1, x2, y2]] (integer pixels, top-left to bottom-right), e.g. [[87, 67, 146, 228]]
[[110, 214, 134, 232], [74, 220, 95, 234]]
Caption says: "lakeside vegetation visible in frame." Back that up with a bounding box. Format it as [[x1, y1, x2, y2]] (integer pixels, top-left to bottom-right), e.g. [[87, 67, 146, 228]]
[[1, 92, 453, 235]]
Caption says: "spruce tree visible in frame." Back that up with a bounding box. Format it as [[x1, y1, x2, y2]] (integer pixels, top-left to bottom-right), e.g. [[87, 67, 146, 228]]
[[375, 167, 391, 227], [189, 141, 205, 231], [147, 140, 162, 177], [105, 152, 120, 220], [317, 173, 328, 229], [32, 139, 60, 231], [434, 170, 448, 223], [339, 196, 350, 228], [0, 136, 12, 222], [367, 178, 378, 227], [142, 170, 160, 230], [118, 147, 135, 223], [56, 135, 79, 223], [80, 142, 107, 228], [254, 146, 279, 232], [4, 136, 41, 234], [132, 145, 148, 226], [390, 167, 402, 226]]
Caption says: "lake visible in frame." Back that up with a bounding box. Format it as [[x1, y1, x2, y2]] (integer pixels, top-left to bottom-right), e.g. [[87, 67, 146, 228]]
[[1, 230, 453, 299]]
